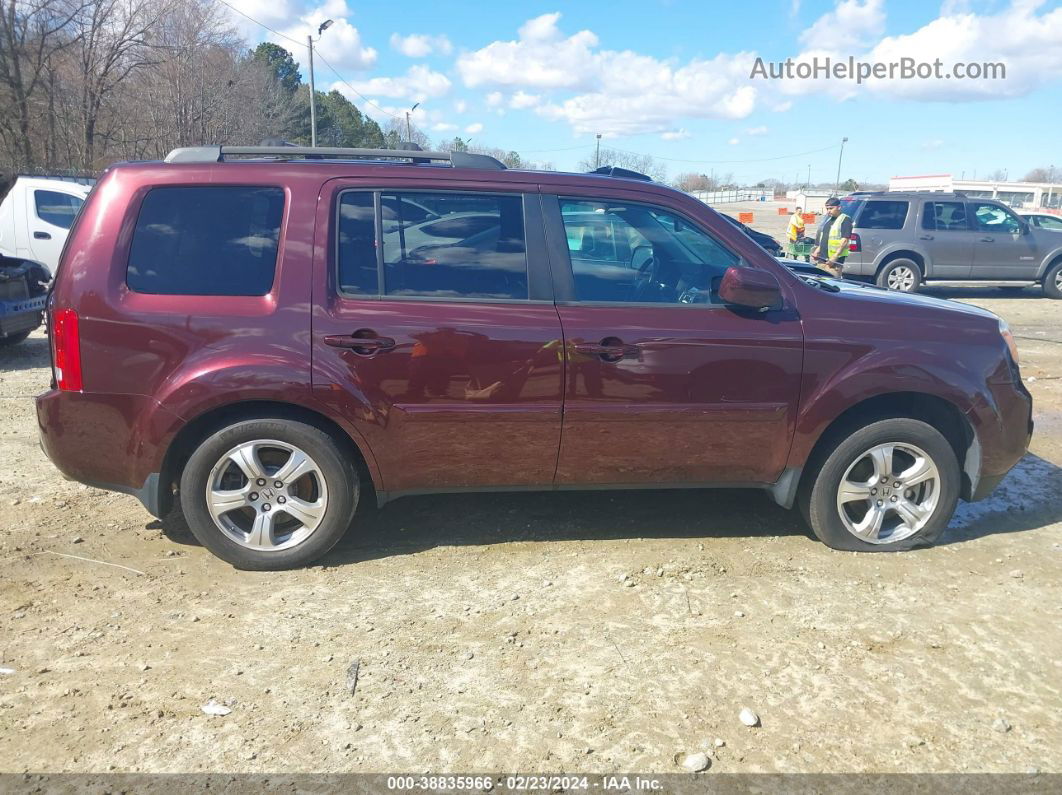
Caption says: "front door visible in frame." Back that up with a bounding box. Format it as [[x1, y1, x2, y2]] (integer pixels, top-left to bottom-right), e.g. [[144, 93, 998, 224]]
[[311, 183, 564, 494], [968, 201, 1041, 280], [920, 200, 973, 279], [545, 194, 803, 486]]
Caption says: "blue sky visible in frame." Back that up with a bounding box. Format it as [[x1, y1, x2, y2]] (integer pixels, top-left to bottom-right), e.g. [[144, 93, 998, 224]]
[[225, 0, 1062, 184]]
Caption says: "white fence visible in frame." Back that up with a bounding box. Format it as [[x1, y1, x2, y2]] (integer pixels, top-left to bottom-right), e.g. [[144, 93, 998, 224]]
[[688, 189, 771, 205]]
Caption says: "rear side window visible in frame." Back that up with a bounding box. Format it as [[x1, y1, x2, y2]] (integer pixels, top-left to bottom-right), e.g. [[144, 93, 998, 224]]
[[921, 201, 968, 232], [127, 186, 284, 296], [858, 201, 908, 230], [34, 190, 84, 229], [379, 191, 527, 300]]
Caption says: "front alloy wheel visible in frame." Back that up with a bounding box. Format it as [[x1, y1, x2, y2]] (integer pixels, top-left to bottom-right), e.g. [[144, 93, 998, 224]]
[[802, 418, 959, 552]]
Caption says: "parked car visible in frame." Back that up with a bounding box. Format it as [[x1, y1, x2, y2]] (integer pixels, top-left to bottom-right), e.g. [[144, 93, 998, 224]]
[[0, 175, 53, 345], [720, 213, 784, 257], [0, 177, 91, 273], [37, 146, 1032, 569], [837, 192, 1062, 298], [1019, 212, 1062, 232]]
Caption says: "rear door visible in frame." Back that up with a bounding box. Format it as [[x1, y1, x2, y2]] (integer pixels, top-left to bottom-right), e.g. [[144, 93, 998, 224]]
[[968, 200, 1040, 279], [311, 181, 564, 495], [920, 200, 973, 278], [543, 192, 803, 487]]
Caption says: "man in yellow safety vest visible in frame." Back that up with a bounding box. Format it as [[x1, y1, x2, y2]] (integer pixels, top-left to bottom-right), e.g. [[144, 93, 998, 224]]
[[786, 206, 806, 258], [810, 197, 852, 278]]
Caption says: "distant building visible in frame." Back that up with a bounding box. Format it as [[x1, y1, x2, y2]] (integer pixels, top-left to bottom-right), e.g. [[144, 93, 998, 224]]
[[889, 174, 1062, 211]]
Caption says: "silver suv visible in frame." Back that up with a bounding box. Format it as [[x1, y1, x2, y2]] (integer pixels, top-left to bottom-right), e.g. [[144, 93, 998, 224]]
[[839, 192, 1062, 298]]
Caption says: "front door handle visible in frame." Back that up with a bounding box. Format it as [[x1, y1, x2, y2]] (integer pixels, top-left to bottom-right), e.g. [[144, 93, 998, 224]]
[[573, 339, 639, 362], [324, 331, 396, 354], [980, 237, 995, 242], [33, 231, 51, 240]]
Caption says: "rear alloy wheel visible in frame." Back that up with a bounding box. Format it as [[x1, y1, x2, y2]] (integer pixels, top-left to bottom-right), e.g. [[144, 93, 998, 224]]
[[180, 419, 358, 569], [1044, 260, 1062, 299], [802, 418, 959, 552], [876, 259, 921, 293]]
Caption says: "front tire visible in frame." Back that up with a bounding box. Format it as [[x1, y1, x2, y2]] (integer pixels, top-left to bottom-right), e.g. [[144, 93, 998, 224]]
[[179, 419, 358, 570], [1043, 260, 1062, 299], [876, 259, 922, 293], [801, 418, 959, 552]]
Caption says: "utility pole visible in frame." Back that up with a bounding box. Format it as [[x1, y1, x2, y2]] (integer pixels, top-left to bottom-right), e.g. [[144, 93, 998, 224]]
[[806, 163, 811, 189], [406, 102, 420, 142], [307, 20, 333, 148], [595, 133, 601, 168], [834, 136, 848, 194]]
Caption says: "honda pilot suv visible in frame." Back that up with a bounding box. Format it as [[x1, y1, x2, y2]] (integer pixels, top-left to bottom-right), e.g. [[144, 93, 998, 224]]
[[838, 192, 1062, 297], [37, 146, 1033, 569]]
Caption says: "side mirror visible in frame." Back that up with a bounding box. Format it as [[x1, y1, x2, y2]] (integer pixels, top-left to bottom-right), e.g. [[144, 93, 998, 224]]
[[718, 266, 783, 311]]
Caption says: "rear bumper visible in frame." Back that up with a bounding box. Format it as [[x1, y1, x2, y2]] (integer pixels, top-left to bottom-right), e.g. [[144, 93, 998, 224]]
[[0, 295, 45, 337], [36, 389, 181, 516]]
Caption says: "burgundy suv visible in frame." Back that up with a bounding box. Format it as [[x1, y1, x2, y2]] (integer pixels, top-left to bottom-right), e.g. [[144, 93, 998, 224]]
[[37, 145, 1033, 569]]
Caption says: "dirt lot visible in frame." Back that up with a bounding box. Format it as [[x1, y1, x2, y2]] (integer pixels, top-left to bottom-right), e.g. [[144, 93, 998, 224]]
[[1, 289, 1060, 775]]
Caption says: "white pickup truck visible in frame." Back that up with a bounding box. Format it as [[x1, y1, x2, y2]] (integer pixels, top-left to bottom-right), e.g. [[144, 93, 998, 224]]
[[0, 177, 91, 273]]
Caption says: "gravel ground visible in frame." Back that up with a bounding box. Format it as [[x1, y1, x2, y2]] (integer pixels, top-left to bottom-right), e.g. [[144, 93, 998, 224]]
[[1, 289, 1060, 775]]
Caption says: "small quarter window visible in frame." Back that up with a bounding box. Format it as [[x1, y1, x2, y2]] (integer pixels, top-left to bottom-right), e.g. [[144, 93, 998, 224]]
[[127, 186, 284, 296], [337, 192, 378, 295], [858, 201, 908, 230]]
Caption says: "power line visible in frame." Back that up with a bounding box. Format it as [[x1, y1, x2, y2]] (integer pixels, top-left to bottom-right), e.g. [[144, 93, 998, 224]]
[[609, 142, 842, 165], [213, 0, 403, 121]]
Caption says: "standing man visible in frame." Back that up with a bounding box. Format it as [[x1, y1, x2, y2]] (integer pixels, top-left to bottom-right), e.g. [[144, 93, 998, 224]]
[[810, 197, 852, 278], [786, 206, 806, 259]]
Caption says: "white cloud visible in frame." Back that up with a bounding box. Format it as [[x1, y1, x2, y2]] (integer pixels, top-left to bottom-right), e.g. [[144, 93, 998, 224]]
[[453, 100, 468, 114], [432, 122, 458, 132], [486, 91, 504, 107], [271, 0, 377, 73], [746, 125, 768, 135], [390, 33, 453, 58], [800, 0, 885, 48], [510, 91, 541, 109], [728, 137, 740, 145], [348, 64, 451, 102], [772, 100, 793, 112], [661, 129, 691, 140], [465, 122, 484, 134]]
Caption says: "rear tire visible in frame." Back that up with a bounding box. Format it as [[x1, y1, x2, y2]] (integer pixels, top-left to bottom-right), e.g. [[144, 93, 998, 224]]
[[1043, 260, 1062, 299], [179, 419, 358, 570], [876, 259, 922, 293], [801, 418, 959, 552]]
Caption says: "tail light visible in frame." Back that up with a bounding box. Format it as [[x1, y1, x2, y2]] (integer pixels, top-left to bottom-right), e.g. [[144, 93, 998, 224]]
[[848, 233, 861, 253], [52, 308, 83, 391]]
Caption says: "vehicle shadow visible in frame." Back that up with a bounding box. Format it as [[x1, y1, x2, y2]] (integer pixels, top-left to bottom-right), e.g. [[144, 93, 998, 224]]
[[154, 453, 1062, 563], [919, 286, 1047, 301], [0, 333, 50, 374]]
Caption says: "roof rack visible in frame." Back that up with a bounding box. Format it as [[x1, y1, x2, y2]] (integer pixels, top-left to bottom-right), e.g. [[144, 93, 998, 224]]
[[588, 165, 653, 182], [163, 144, 507, 171]]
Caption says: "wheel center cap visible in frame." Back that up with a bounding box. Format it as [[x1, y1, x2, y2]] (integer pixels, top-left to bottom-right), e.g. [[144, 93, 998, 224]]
[[262, 487, 276, 500]]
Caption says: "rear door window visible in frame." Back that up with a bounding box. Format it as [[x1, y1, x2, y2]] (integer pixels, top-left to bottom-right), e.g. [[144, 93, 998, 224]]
[[921, 201, 969, 232], [379, 191, 527, 300], [34, 190, 84, 229], [857, 201, 908, 230], [127, 186, 285, 296]]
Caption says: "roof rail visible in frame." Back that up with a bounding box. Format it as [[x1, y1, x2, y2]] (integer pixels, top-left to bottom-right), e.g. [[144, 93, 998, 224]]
[[163, 144, 507, 171], [588, 165, 653, 182]]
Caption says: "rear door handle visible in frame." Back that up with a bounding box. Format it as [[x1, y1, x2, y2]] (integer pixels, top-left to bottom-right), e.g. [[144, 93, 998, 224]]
[[324, 331, 396, 354], [573, 340, 639, 362], [33, 231, 51, 240], [980, 237, 995, 242], [918, 234, 933, 240]]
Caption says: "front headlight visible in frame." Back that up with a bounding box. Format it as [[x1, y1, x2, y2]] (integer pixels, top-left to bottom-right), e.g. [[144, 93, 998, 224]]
[[999, 319, 1020, 366]]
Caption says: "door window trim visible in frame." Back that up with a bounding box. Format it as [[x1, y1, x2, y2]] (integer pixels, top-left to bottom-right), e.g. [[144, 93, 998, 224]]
[[541, 193, 749, 309], [332, 187, 553, 303]]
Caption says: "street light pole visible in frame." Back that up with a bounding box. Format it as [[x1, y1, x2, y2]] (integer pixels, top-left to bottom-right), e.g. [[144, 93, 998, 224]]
[[834, 136, 848, 194], [307, 20, 333, 148], [406, 102, 420, 143], [595, 133, 601, 169]]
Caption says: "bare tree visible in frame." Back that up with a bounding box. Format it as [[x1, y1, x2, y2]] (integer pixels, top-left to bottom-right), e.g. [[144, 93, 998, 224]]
[[579, 147, 666, 182], [0, 0, 84, 167]]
